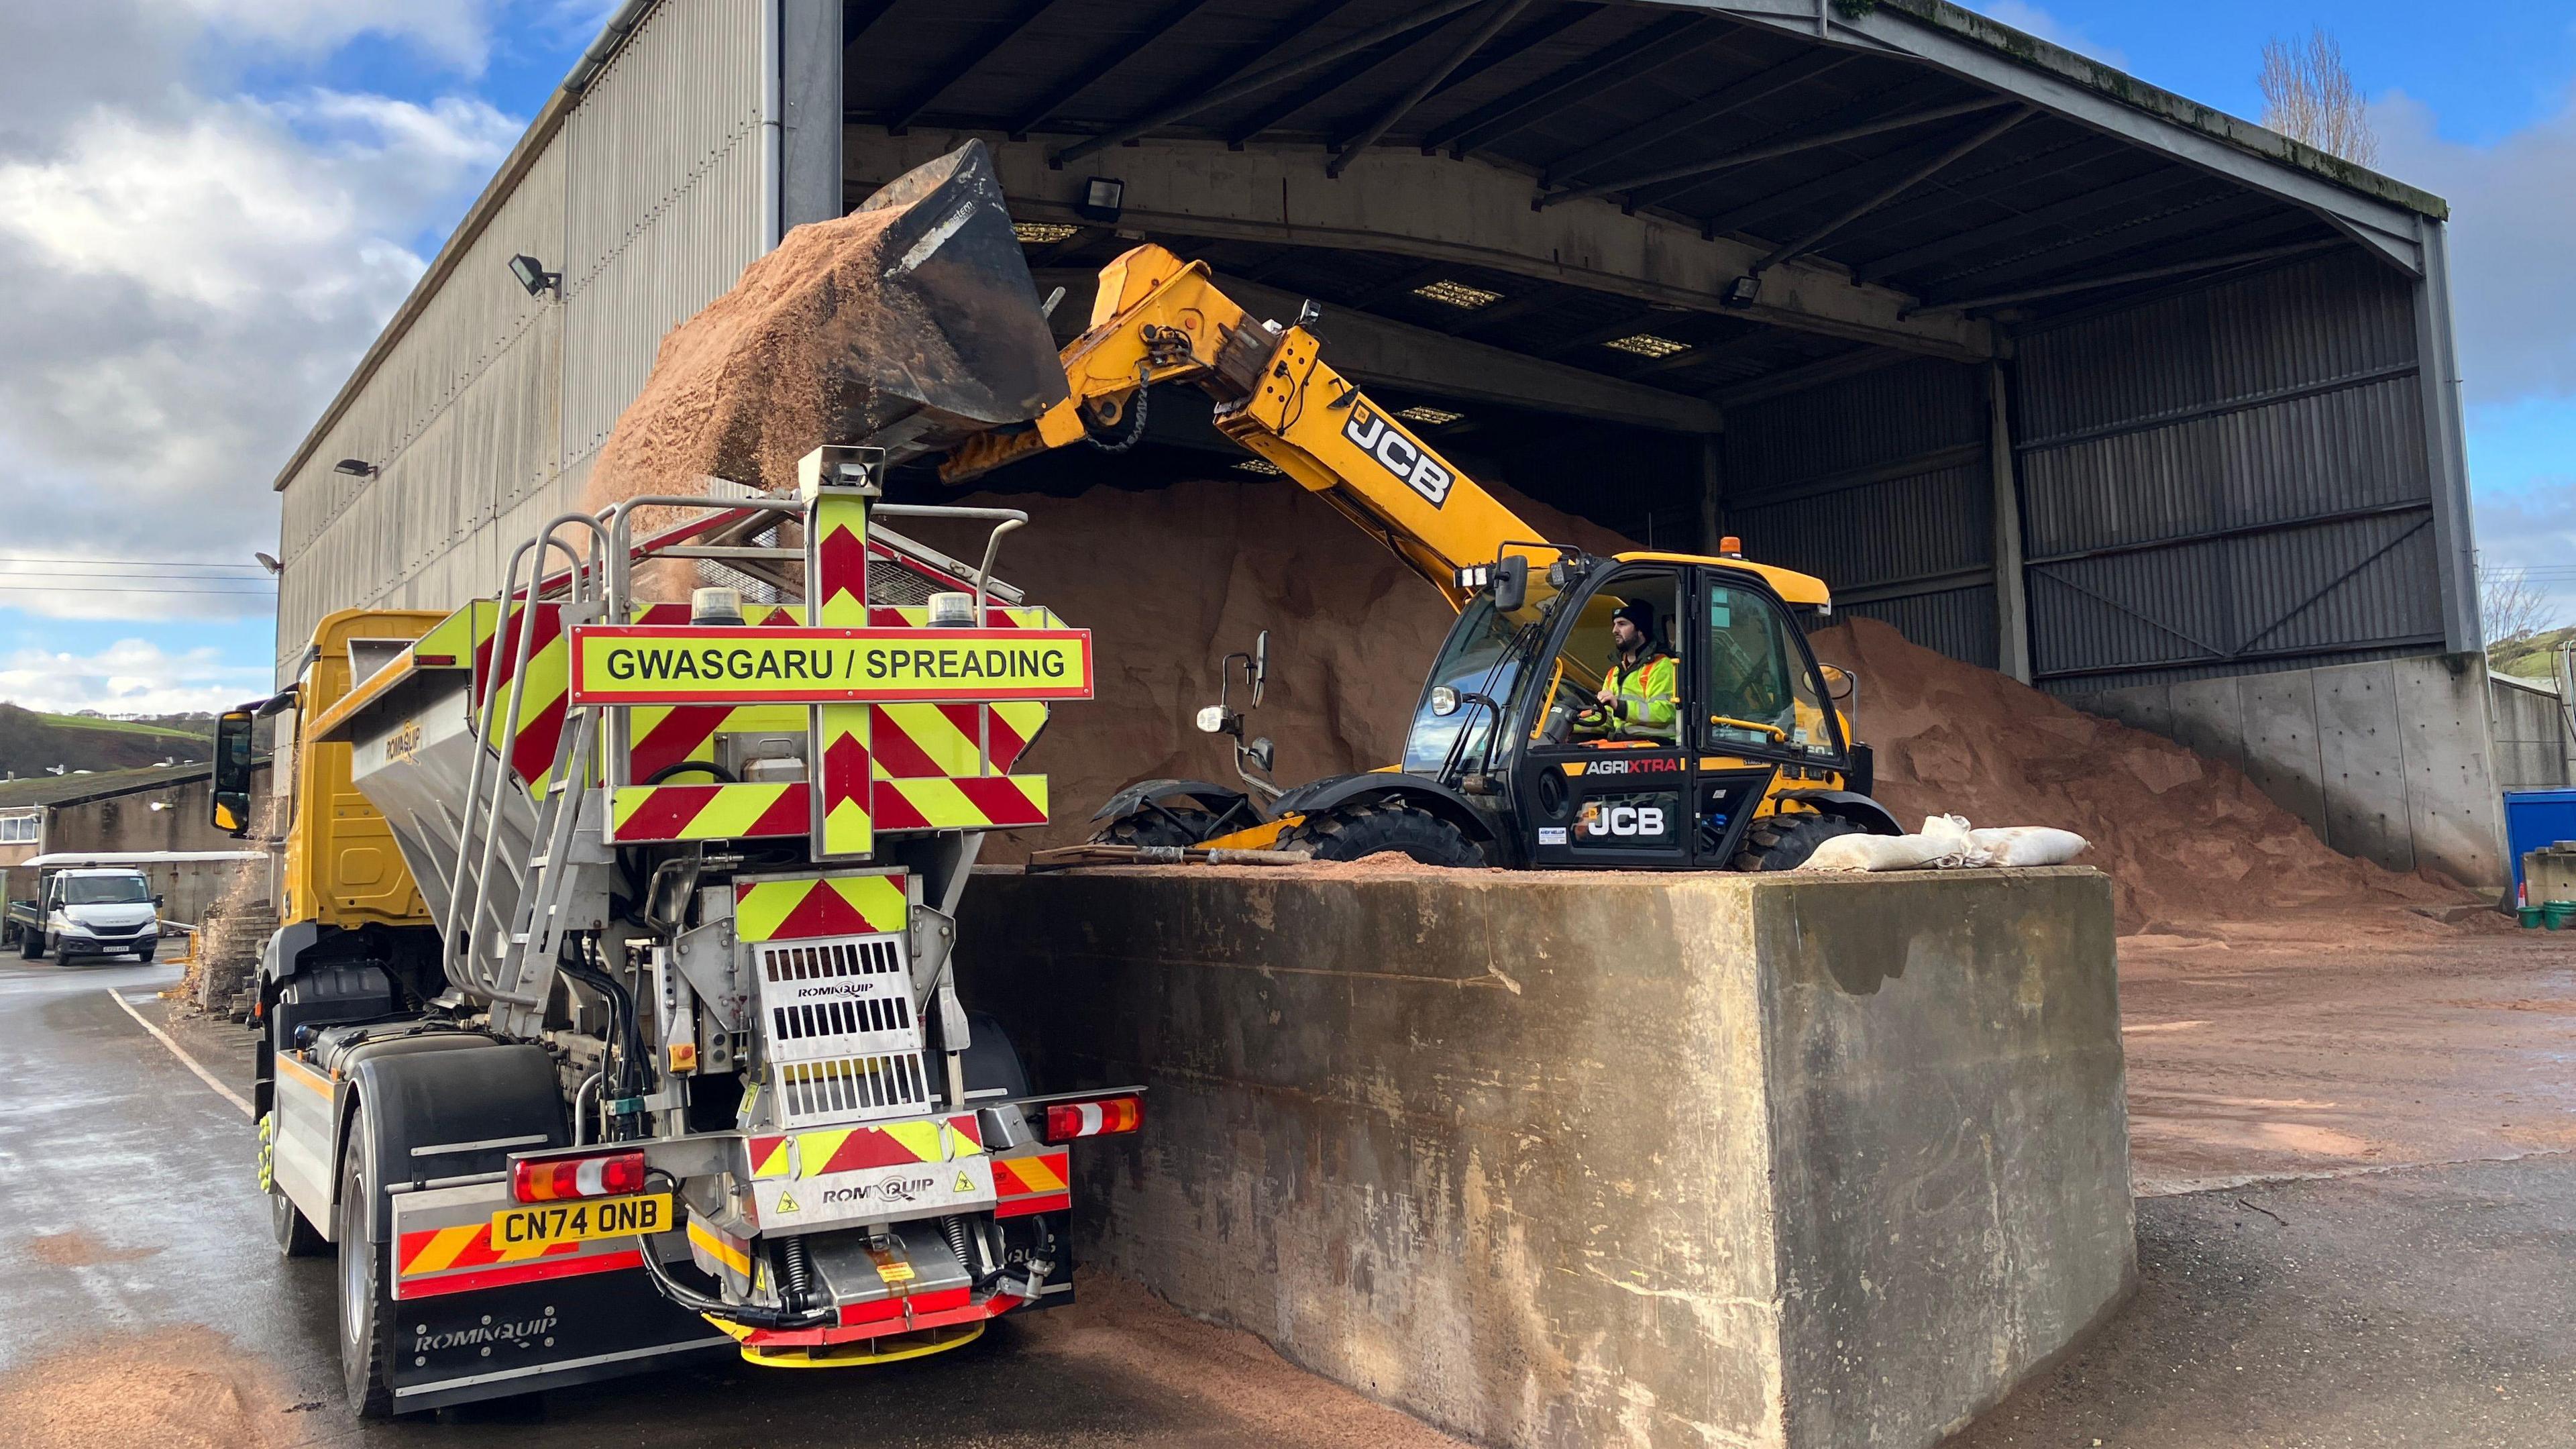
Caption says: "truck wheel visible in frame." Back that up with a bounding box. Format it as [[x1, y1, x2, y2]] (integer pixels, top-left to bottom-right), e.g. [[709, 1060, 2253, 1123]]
[[1089, 806, 1218, 848], [337, 1114, 399, 1417], [273, 1185, 326, 1258], [1731, 813, 1866, 872], [19, 929, 41, 961], [1283, 802, 1484, 867]]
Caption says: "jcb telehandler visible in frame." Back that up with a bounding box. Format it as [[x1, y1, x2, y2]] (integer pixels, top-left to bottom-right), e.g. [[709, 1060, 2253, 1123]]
[[945, 246, 1900, 872]]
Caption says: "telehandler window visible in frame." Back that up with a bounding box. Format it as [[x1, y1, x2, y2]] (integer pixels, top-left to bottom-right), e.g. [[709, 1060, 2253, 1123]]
[[1703, 584, 1832, 754], [1546, 572, 1680, 747]]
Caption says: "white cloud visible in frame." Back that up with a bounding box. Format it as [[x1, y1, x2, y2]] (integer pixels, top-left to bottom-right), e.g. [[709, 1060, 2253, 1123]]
[[0, 80, 517, 621], [169, 0, 499, 71], [2375, 88, 2576, 409], [0, 639, 269, 714]]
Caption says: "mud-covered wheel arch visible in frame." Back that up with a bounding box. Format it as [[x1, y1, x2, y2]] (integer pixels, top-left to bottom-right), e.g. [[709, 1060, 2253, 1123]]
[[1283, 800, 1487, 867]]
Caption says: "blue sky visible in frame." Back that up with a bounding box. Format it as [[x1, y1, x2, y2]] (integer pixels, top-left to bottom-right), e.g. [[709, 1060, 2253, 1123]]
[[0, 1, 2567, 714]]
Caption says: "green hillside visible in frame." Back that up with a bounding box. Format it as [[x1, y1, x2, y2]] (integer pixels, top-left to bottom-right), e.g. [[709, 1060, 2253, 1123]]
[[2490, 627, 2576, 682], [0, 704, 213, 780]]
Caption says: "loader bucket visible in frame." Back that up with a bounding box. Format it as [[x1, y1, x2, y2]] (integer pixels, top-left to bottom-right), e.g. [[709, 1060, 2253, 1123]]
[[818, 140, 1069, 447]]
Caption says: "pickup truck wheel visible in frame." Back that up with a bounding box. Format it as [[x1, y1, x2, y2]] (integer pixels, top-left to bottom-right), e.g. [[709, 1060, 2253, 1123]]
[[337, 1114, 398, 1417], [19, 929, 42, 960]]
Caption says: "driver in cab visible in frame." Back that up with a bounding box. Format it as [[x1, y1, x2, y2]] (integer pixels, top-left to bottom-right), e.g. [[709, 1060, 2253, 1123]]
[[1575, 600, 1678, 743]]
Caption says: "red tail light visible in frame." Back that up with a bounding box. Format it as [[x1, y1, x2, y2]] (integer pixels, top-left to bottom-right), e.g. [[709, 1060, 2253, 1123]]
[[511, 1150, 647, 1203], [1042, 1096, 1143, 1143]]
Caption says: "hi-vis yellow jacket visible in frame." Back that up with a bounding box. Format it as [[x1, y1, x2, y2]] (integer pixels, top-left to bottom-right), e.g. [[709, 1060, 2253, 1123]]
[[1602, 649, 1678, 740]]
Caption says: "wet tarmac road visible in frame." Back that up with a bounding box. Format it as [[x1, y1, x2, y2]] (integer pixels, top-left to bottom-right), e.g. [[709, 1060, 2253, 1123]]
[[0, 956, 1464, 1449]]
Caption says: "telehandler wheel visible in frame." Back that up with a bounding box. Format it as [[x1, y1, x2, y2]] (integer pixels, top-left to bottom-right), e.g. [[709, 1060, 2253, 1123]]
[[1731, 812, 1866, 872], [1283, 801, 1485, 867], [337, 1114, 400, 1418], [1089, 806, 1219, 849]]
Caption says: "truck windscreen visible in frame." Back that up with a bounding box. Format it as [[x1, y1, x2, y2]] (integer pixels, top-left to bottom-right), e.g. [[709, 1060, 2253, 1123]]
[[62, 876, 150, 905]]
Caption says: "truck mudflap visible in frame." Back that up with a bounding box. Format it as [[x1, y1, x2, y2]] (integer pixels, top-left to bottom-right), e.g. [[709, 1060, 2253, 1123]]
[[388, 1261, 732, 1413]]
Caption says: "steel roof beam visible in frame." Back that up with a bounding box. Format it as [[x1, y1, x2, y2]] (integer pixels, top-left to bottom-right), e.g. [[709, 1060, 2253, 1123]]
[[1328, 0, 1538, 177], [1911, 193, 2271, 297], [842, 0, 901, 50], [1418, 13, 1715, 156], [1751, 105, 2033, 273], [1545, 95, 2014, 209], [1227, 32, 1424, 146], [852, 130, 1994, 359], [1850, 157, 2188, 282], [1907, 238, 2343, 316], [1538, 51, 1850, 189], [883, 0, 1061, 134], [1053, 0, 1490, 166], [1005, 0, 1220, 139], [1676, 0, 2430, 272], [1424, 1, 1603, 101]]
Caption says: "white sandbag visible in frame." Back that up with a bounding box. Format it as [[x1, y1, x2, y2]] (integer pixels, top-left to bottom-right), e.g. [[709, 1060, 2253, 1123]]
[[1917, 813, 1986, 867], [1966, 826, 2089, 866], [1803, 830, 1947, 872]]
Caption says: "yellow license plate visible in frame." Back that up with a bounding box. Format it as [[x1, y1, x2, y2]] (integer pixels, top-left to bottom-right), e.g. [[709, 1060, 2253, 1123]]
[[488, 1193, 672, 1250]]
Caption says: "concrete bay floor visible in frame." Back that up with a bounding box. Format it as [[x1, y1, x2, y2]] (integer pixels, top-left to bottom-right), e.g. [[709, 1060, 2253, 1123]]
[[1, 908, 2569, 1446]]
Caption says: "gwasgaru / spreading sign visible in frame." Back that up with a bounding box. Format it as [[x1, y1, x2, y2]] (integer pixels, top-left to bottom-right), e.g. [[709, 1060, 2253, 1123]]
[[567, 626, 1094, 706]]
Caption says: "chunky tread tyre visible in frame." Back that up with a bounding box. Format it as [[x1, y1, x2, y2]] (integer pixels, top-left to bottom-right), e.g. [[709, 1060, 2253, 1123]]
[[1283, 801, 1485, 867], [1731, 812, 1867, 872], [337, 1116, 399, 1417], [1089, 806, 1219, 848]]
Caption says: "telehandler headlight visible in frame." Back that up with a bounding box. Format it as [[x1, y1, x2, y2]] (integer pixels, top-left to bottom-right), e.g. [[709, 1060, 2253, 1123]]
[[1195, 705, 1233, 735], [1430, 686, 1460, 717]]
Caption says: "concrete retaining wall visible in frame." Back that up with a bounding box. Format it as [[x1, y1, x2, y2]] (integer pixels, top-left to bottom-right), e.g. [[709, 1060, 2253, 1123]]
[[962, 865, 2131, 1449], [2074, 651, 2506, 887]]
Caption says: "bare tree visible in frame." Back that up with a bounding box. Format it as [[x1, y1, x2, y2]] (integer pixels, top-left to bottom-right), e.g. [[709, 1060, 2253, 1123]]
[[2259, 28, 2379, 166], [2481, 568, 2556, 647]]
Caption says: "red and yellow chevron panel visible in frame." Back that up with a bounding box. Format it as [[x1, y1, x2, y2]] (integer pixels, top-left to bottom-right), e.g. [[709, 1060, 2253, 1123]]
[[816, 704, 873, 857], [873, 775, 1049, 830], [747, 1113, 984, 1181], [811, 491, 871, 628], [733, 871, 908, 943], [992, 1148, 1071, 1218], [474, 602, 573, 790], [871, 701, 1047, 777], [609, 783, 808, 843], [394, 1224, 639, 1300]]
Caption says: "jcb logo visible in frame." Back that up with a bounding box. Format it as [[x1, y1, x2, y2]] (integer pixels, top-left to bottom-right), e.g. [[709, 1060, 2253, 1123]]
[[1342, 403, 1454, 506], [1580, 804, 1667, 837]]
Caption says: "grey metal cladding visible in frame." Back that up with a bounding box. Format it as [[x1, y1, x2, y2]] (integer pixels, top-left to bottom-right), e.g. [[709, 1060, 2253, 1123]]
[[1726, 356, 1984, 487], [2027, 513, 2440, 681], [1733, 461, 1990, 591], [1838, 586, 2000, 672]]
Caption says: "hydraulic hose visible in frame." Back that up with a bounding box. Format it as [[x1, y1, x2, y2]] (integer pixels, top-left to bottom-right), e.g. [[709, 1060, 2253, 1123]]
[[633, 1171, 839, 1331]]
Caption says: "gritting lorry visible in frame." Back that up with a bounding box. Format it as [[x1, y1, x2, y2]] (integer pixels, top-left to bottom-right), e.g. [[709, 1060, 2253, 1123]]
[[214, 144, 1140, 1416], [947, 246, 1900, 871]]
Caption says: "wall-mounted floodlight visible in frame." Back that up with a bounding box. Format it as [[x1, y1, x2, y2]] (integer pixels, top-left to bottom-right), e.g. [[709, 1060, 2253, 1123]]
[[509, 253, 562, 297], [1077, 176, 1124, 223], [331, 459, 377, 478], [1720, 274, 1762, 309], [254, 551, 282, 576]]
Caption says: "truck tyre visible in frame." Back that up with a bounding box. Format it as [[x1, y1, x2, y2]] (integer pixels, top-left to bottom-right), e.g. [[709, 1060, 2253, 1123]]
[[1089, 805, 1218, 848], [19, 928, 41, 961], [337, 1114, 399, 1417], [1731, 813, 1865, 872], [1283, 801, 1484, 867], [272, 1184, 326, 1258]]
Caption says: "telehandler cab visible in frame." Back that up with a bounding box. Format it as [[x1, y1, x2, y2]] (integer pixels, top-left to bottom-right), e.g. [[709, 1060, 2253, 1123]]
[[943, 246, 1900, 871]]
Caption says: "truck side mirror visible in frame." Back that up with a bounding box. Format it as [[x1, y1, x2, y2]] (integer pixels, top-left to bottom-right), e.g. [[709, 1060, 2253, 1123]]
[[1250, 630, 1268, 706], [1491, 556, 1527, 613], [1246, 737, 1274, 773], [211, 708, 255, 838]]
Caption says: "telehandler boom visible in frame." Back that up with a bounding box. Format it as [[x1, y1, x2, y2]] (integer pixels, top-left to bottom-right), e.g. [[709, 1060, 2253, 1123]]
[[946, 244, 1900, 871]]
